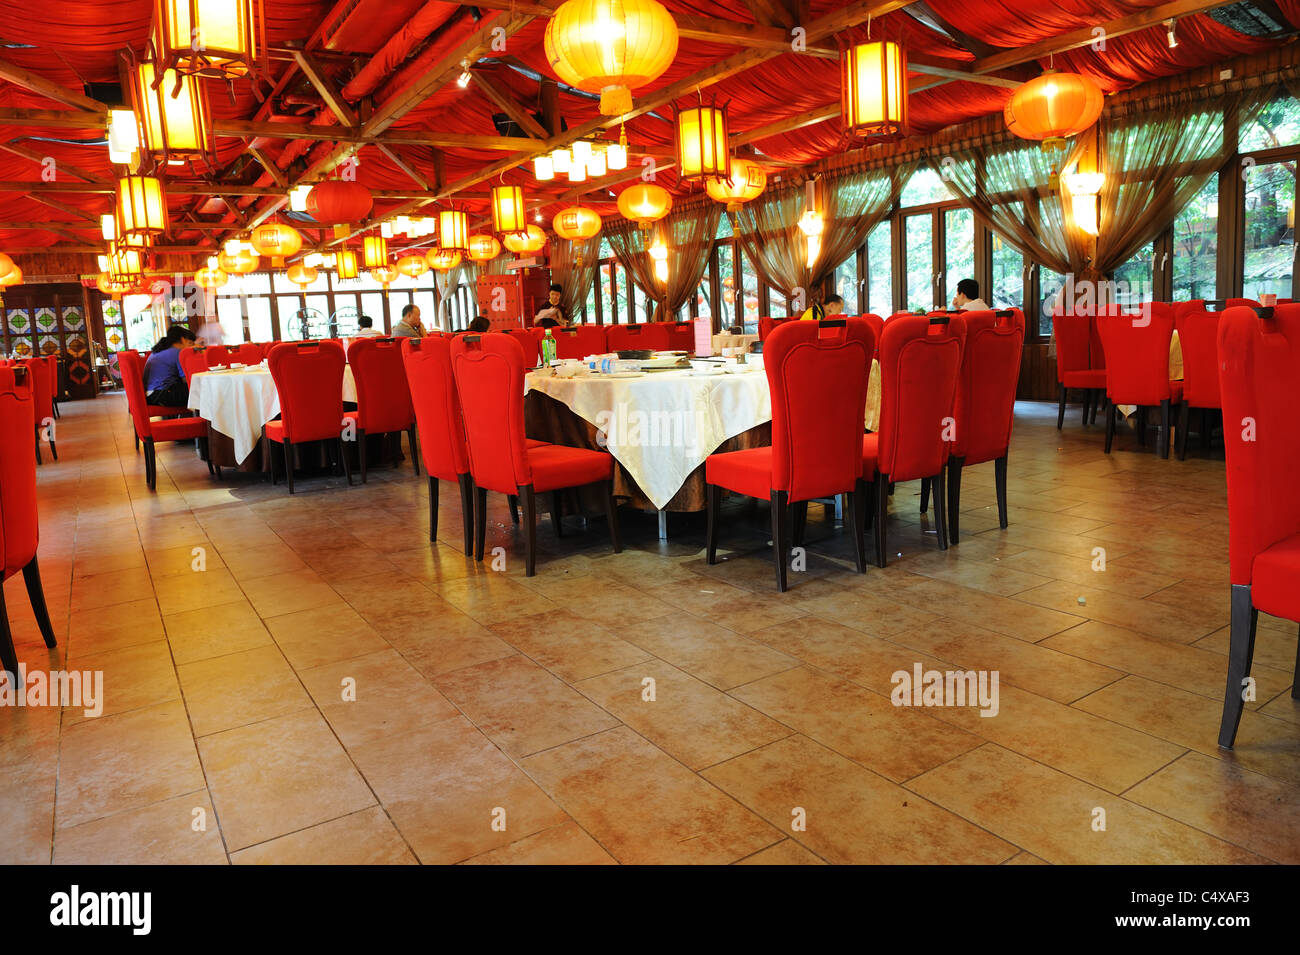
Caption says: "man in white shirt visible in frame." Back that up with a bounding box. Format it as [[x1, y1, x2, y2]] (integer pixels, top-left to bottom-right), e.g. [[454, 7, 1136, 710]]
[[353, 315, 384, 337], [953, 279, 990, 311]]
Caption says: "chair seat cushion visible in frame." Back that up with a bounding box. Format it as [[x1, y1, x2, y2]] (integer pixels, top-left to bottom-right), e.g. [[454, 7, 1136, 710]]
[[1252, 533, 1300, 620], [152, 416, 208, 441], [526, 438, 547, 449], [862, 432, 879, 479], [264, 419, 285, 443], [1061, 369, 1107, 389], [705, 447, 772, 500], [527, 442, 613, 493]]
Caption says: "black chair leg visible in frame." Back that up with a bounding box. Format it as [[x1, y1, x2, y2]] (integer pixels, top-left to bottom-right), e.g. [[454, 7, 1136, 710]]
[[1104, 402, 1116, 454], [1177, 400, 1189, 461], [1201, 407, 1215, 451], [1056, 384, 1066, 430], [21, 557, 57, 648], [769, 489, 789, 592], [285, 439, 295, 494], [873, 473, 889, 568], [358, 428, 368, 484], [602, 480, 621, 553], [1218, 584, 1259, 749], [428, 476, 439, 543], [933, 467, 949, 550], [946, 456, 963, 546], [144, 438, 156, 490], [1159, 399, 1171, 459], [919, 477, 930, 514], [1081, 390, 1090, 427], [338, 436, 353, 486], [851, 479, 867, 574], [0, 586, 17, 684], [458, 473, 475, 556], [519, 484, 537, 576], [792, 500, 808, 548], [549, 491, 564, 537], [994, 454, 1009, 529], [1137, 406, 1148, 447], [705, 483, 720, 564], [408, 426, 420, 476], [474, 486, 488, 562], [34, 427, 42, 465], [507, 494, 519, 525]]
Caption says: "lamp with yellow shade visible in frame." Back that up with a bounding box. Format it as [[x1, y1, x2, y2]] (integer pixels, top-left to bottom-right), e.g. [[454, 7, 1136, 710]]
[[841, 40, 908, 139], [151, 0, 264, 80], [362, 235, 388, 269], [504, 224, 547, 255], [491, 185, 528, 238], [397, 254, 429, 279], [616, 183, 671, 230], [468, 235, 502, 262], [250, 222, 302, 268], [128, 57, 212, 166], [705, 157, 766, 212], [675, 104, 728, 182], [335, 248, 359, 281], [115, 174, 169, 243], [426, 247, 463, 272], [1063, 171, 1105, 237], [286, 262, 318, 290], [439, 209, 469, 253], [553, 205, 602, 266]]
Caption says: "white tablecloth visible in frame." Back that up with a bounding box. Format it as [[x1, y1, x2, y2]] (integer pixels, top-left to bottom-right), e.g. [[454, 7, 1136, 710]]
[[188, 365, 357, 464], [527, 368, 771, 510]]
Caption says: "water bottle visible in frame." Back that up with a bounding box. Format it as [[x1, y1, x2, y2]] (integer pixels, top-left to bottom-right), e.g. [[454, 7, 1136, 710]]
[[541, 327, 557, 365]]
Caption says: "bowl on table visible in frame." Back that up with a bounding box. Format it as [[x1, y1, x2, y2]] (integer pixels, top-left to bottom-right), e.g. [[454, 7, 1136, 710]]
[[616, 349, 654, 360]]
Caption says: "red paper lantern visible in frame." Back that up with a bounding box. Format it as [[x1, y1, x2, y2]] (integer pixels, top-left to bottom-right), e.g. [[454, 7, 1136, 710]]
[[1004, 70, 1104, 150], [306, 180, 373, 238]]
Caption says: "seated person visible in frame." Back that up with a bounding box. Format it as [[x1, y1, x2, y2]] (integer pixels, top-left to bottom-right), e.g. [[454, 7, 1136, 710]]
[[143, 324, 197, 407], [467, 315, 491, 334], [354, 315, 384, 337], [534, 284, 571, 328], [728, 323, 745, 335], [953, 278, 990, 311], [392, 303, 426, 338], [799, 293, 845, 321]]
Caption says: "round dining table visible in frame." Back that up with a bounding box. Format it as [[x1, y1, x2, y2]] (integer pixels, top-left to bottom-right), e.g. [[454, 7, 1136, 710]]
[[187, 363, 357, 467]]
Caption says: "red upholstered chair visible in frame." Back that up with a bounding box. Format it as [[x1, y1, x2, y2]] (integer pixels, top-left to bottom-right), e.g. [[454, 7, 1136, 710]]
[[706, 319, 875, 591], [1097, 312, 1182, 458], [17, 358, 56, 464], [606, 323, 669, 352], [235, 342, 262, 365], [932, 309, 1024, 544], [120, 350, 191, 452], [265, 341, 353, 494], [401, 335, 476, 554], [502, 327, 541, 365], [861, 313, 884, 357], [1053, 312, 1107, 429], [664, 321, 694, 351], [42, 354, 61, 420], [119, 350, 211, 490], [1216, 303, 1300, 748], [346, 337, 418, 482], [205, 344, 232, 367], [863, 315, 966, 566], [551, 325, 607, 359], [449, 333, 620, 576], [1173, 304, 1223, 460], [758, 317, 793, 341], [178, 346, 208, 381], [0, 365, 58, 679]]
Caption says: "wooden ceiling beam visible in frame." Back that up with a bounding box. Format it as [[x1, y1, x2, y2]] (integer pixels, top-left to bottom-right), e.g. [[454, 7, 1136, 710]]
[[0, 181, 435, 199], [0, 55, 108, 113], [292, 50, 359, 126], [0, 142, 109, 184], [247, 147, 289, 189], [470, 69, 550, 139], [375, 143, 430, 191]]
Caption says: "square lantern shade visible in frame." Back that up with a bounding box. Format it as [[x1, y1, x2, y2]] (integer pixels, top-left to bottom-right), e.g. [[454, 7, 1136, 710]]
[[841, 40, 907, 138], [153, 0, 263, 79], [439, 209, 469, 252], [336, 249, 359, 280], [130, 58, 212, 165], [491, 185, 528, 237], [362, 235, 388, 269], [115, 175, 169, 242], [676, 105, 729, 182], [108, 244, 145, 283]]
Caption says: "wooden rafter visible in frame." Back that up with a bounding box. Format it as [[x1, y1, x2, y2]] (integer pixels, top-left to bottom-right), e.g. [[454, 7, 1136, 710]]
[[292, 50, 358, 126], [903, 1, 998, 59], [247, 147, 289, 189], [0, 55, 106, 113], [375, 143, 430, 191], [0, 142, 108, 184], [470, 69, 550, 139]]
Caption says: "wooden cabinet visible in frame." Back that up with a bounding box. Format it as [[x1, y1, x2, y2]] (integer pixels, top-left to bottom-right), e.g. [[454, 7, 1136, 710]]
[[476, 265, 553, 331]]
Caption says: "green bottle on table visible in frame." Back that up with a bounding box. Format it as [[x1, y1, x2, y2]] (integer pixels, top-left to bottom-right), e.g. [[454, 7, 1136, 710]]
[[541, 327, 557, 365]]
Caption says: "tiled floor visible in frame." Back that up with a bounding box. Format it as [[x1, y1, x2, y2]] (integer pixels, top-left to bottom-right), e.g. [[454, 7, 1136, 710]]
[[3, 394, 1297, 865]]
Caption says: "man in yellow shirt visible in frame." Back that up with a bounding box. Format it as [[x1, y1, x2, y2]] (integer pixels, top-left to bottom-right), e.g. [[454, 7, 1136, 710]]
[[799, 294, 844, 321]]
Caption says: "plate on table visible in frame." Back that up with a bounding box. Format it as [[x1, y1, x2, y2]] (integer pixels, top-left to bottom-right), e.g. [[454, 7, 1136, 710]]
[[602, 371, 645, 379], [687, 366, 725, 377]]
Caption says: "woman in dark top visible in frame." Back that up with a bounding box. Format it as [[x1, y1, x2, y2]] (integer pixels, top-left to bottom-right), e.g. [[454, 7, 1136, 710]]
[[142, 325, 197, 406]]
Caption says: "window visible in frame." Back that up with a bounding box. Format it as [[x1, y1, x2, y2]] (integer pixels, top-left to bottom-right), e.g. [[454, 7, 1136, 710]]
[[1039, 268, 1068, 337], [866, 221, 892, 315], [599, 262, 615, 323], [716, 242, 736, 329], [1111, 242, 1154, 304], [835, 254, 859, 314], [1172, 177, 1218, 301], [944, 207, 974, 307], [900, 166, 950, 207], [1242, 159, 1295, 301], [905, 212, 934, 312], [695, 268, 712, 322], [769, 287, 787, 318], [1239, 91, 1300, 153], [991, 233, 1024, 311]]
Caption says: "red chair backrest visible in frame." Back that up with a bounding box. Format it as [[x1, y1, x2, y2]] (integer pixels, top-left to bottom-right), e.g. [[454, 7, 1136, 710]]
[[42, 354, 59, 402], [179, 346, 208, 380], [1052, 313, 1092, 380], [347, 337, 414, 433], [401, 335, 470, 481], [1219, 303, 1300, 587], [206, 344, 231, 367], [1096, 312, 1176, 405], [606, 323, 669, 352], [663, 321, 694, 350], [449, 333, 534, 496], [1174, 306, 1222, 409], [876, 315, 966, 481], [118, 349, 157, 440], [759, 317, 792, 341], [18, 357, 52, 427], [0, 365, 38, 580], [235, 342, 262, 365], [861, 313, 884, 359], [551, 325, 607, 360], [952, 310, 1025, 464], [765, 318, 875, 501], [267, 341, 346, 443], [501, 327, 541, 365]]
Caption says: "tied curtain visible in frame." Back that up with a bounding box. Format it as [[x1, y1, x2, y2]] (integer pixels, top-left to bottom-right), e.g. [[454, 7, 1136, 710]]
[[930, 87, 1274, 289], [605, 202, 723, 321], [435, 260, 475, 330], [731, 163, 915, 305], [549, 234, 602, 321]]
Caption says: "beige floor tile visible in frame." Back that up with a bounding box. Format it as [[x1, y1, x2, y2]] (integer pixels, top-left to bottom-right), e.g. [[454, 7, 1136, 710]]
[[520, 726, 781, 864], [178, 645, 313, 737], [69, 565, 157, 613], [0, 757, 56, 863], [64, 639, 180, 724], [433, 654, 619, 758], [1194, 623, 1299, 674], [198, 709, 376, 851], [53, 790, 228, 865], [153, 567, 247, 617], [735, 838, 827, 865], [786, 581, 946, 637], [68, 597, 166, 657], [146, 542, 225, 580], [230, 807, 417, 865], [163, 600, 273, 666], [384, 608, 516, 679], [704, 735, 1016, 864], [617, 612, 800, 691], [1016, 580, 1222, 644], [240, 569, 348, 619], [489, 608, 653, 682], [263, 604, 390, 670], [881, 574, 1083, 642], [460, 821, 617, 865]]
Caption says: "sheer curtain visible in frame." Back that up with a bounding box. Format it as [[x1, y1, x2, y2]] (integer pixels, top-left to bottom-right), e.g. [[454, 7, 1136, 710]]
[[605, 221, 660, 322], [606, 201, 723, 321], [549, 235, 602, 321]]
